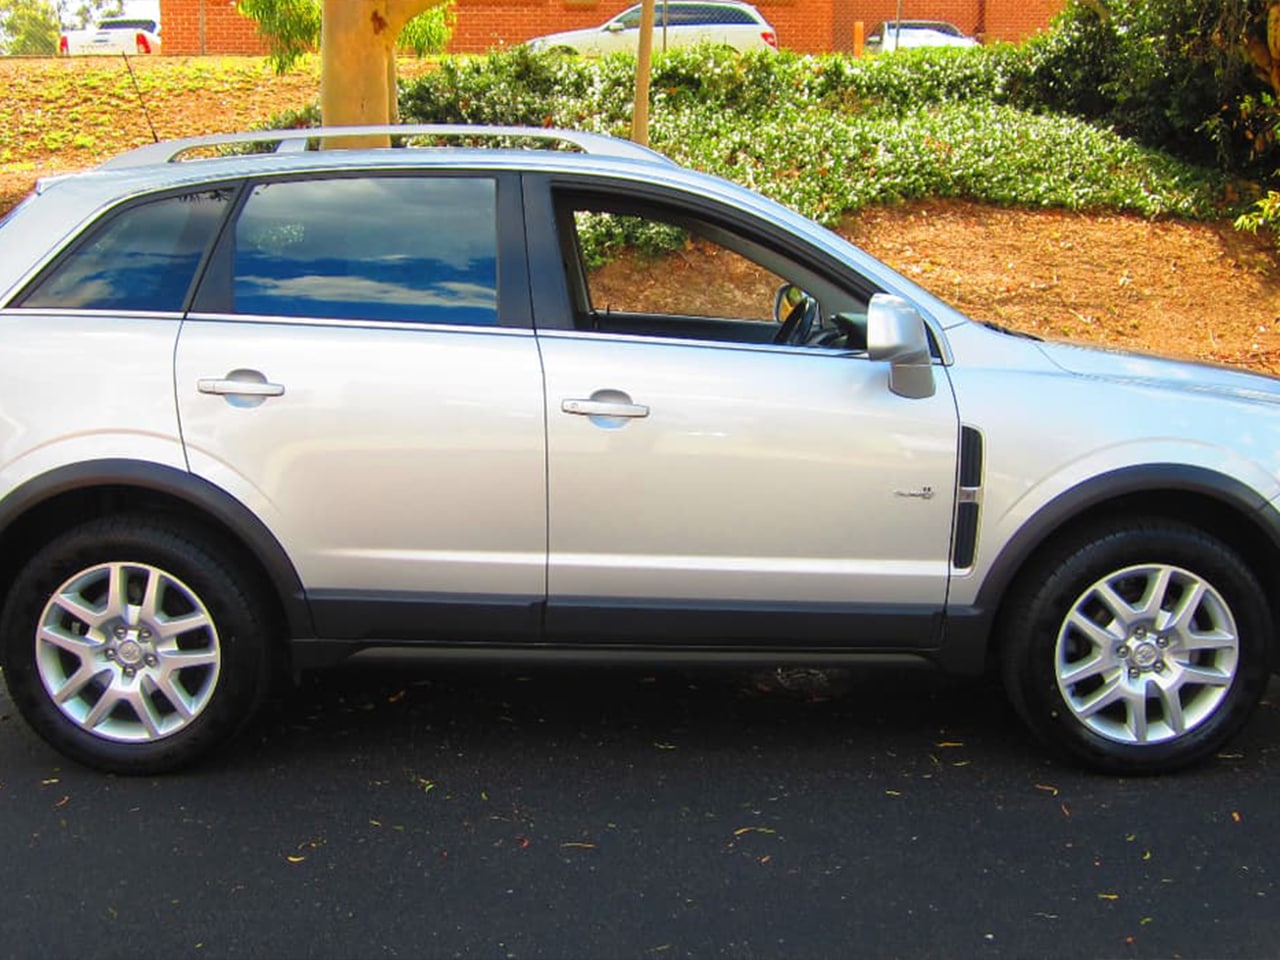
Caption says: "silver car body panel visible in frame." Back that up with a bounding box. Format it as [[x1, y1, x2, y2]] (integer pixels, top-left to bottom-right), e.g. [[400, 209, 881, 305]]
[[176, 318, 547, 597], [540, 332, 958, 605], [943, 321, 1280, 606], [0, 312, 187, 492]]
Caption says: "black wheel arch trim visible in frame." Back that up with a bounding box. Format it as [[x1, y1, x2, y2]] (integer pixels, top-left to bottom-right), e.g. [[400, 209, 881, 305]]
[[971, 463, 1280, 622], [0, 459, 314, 637]]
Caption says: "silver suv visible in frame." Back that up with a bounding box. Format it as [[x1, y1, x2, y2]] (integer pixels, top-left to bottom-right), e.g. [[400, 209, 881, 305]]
[[0, 125, 1275, 775]]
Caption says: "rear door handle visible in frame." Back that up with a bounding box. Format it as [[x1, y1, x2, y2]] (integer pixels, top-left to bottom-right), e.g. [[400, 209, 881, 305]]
[[562, 398, 649, 419]]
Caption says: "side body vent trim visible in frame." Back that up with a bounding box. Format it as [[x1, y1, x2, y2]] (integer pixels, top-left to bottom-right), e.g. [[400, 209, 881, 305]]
[[953, 425, 984, 569]]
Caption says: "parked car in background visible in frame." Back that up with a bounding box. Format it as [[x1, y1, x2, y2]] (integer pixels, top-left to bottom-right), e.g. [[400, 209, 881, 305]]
[[526, 1, 777, 55], [59, 17, 162, 56], [0, 124, 1277, 778], [864, 20, 978, 54]]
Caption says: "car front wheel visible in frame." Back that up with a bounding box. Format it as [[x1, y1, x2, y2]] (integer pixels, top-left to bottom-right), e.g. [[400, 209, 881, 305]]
[[1, 516, 271, 774], [1001, 520, 1270, 774]]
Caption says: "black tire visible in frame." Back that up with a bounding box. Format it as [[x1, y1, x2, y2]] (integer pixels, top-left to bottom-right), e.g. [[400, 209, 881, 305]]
[[0, 516, 271, 774], [1000, 519, 1270, 774]]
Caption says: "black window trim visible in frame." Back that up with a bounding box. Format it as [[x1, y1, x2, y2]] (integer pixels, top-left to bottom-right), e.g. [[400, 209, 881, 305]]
[[190, 168, 532, 331], [521, 172, 881, 337]]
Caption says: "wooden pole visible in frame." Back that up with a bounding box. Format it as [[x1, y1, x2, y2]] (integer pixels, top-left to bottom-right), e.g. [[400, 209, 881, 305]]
[[631, 0, 656, 146]]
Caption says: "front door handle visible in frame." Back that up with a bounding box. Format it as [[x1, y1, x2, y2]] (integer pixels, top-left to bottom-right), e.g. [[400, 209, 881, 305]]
[[561, 398, 649, 419], [197, 379, 285, 398]]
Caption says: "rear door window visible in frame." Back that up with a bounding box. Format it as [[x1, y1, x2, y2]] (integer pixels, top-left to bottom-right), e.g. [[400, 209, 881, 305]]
[[227, 176, 500, 327]]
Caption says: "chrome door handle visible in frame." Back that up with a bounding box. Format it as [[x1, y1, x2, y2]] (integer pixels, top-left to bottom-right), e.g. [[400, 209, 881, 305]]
[[197, 378, 285, 398], [562, 398, 649, 418]]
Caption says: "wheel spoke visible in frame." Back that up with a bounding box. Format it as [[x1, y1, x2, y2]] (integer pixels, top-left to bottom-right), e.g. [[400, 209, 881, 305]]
[[1094, 581, 1137, 629], [154, 610, 213, 641], [38, 623, 99, 658], [1180, 629, 1236, 652], [103, 563, 129, 621], [158, 647, 218, 670], [1162, 580, 1207, 634], [1073, 676, 1125, 717], [1175, 663, 1232, 687], [139, 566, 163, 624], [1154, 681, 1187, 736], [82, 686, 124, 730], [129, 686, 165, 739], [1135, 566, 1173, 619], [51, 660, 106, 705], [1059, 654, 1110, 687], [1125, 686, 1150, 742], [153, 673, 195, 720], [1066, 609, 1122, 650], [51, 592, 108, 631]]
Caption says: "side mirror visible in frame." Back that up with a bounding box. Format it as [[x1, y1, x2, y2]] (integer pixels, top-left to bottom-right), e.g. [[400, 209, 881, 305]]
[[773, 282, 807, 324], [605, 21, 625, 32], [867, 294, 936, 399]]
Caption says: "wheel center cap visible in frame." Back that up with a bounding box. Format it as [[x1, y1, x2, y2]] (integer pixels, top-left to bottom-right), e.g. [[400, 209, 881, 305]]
[[117, 639, 144, 666], [1132, 642, 1160, 668]]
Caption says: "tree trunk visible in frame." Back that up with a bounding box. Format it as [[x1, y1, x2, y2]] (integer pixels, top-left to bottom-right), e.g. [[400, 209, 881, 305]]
[[320, 0, 442, 148]]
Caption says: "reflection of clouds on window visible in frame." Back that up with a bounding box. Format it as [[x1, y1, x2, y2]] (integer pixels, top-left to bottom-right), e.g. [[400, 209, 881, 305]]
[[243, 178, 495, 272], [238, 275, 496, 311], [234, 177, 499, 325], [21, 191, 230, 312]]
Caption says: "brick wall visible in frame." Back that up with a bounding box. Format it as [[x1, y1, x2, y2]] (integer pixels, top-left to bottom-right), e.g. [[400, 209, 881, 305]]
[[837, 0, 1063, 45], [159, 0, 1062, 56], [982, 0, 1062, 43], [160, 0, 266, 56]]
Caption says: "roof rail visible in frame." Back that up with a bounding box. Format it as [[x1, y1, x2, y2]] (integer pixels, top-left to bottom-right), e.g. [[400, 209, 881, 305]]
[[98, 124, 675, 170]]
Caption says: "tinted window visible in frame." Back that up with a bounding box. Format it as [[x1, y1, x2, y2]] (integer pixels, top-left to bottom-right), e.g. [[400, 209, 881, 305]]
[[559, 198, 870, 351], [20, 189, 231, 312], [669, 5, 755, 25], [232, 177, 499, 326], [100, 18, 158, 31]]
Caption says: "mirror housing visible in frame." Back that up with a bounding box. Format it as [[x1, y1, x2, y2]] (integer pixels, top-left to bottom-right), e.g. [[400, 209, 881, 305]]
[[605, 21, 625, 32], [867, 294, 936, 399]]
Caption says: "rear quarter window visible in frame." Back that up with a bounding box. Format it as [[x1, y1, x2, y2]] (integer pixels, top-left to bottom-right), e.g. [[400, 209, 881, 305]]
[[16, 189, 232, 313]]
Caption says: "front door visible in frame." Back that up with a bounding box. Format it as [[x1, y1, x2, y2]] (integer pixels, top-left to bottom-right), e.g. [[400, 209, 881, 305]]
[[534, 189, 959, 646]]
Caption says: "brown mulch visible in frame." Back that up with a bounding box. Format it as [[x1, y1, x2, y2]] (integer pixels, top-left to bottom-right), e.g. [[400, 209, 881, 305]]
[[3, 56, 1279, 374]]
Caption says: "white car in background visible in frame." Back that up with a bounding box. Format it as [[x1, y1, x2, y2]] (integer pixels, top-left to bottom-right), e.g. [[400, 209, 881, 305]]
[[526, 1, 778, 55], [59, 17, 162, 56], [864, 20, 978, 54]]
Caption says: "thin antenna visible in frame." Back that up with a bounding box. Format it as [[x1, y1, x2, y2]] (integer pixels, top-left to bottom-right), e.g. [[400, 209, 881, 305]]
[[120, 52, 160, 144]]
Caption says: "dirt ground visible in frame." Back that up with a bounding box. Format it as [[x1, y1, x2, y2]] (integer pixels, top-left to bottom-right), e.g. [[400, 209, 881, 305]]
[[3, 56, 1279, 374]]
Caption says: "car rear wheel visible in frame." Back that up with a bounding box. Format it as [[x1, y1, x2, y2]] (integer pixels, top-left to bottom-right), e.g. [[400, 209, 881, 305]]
[[1, 516, 271, 774], [1001, 520, 1269, 774]]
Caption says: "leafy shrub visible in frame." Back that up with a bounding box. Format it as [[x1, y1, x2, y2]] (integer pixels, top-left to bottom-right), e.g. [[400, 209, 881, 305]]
[[1235, 191, 1280, 250], [393, 46, 1223, 221], [1010, 0, 1272, 176]]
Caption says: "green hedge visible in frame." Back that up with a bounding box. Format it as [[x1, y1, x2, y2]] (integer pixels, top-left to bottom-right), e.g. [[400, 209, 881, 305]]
[[392, 46, 1224, 221]]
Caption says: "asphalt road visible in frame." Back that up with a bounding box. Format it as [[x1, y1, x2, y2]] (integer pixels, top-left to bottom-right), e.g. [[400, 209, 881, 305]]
[[2, 663, 1279, 959]]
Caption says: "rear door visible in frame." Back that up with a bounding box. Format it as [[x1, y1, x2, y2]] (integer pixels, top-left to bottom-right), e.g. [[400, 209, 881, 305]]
[[177, 172, 547, 643]]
